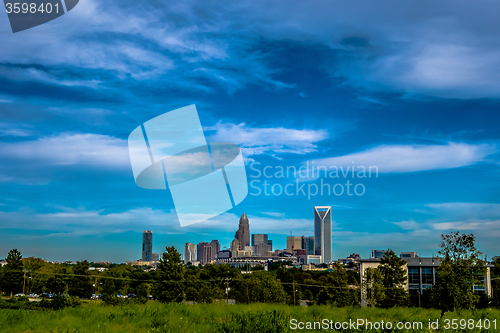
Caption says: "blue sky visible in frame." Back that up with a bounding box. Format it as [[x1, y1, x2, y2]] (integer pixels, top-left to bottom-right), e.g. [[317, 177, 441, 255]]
[[1, 0, 500, 262]]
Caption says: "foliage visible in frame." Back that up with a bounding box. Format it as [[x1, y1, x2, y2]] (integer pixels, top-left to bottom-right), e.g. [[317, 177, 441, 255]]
[[492, 256, 500, 307], [361, 267, 385, 307], [232, 271, 287, 304], [154, 246, 185, 303], [1, 249, 24, 295], [429, 232, 485, 313], [0, 302, 499, 333], [378, 250, 409, 308], [68, 260, 93, 299], [101, 277, 119, 305]]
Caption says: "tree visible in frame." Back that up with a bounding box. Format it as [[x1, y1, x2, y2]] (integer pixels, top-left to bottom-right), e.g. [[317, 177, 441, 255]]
[[429, 232, 485, 314], [154, 246, 185, 303], [491, 256, 500, 307], [68, 260, 93, 298], [2, 249, 24, 295], [361, 268, 385, 307], [135, 283, 149, 304], [101, 277, 119, 305], [378, 250, 409, 308], [232, 271, 287, 304]]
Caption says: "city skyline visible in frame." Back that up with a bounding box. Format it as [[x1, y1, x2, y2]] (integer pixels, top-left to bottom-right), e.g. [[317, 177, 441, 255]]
[[1, 0, 500, 263]]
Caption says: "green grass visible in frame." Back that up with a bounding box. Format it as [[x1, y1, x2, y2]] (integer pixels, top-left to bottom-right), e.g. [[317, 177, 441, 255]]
[[0, 302, 499, 332]]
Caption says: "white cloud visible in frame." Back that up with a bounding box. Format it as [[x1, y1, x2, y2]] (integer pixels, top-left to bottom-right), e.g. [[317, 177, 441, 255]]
[[207, 122, 329, 156], [313, 142, 496, 173], [0, 133, 129, 168], [0, 207, 318, 237]]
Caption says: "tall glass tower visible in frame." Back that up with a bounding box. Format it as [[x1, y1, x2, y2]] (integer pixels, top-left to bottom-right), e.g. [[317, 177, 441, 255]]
[[314, 206, 332, 263], [142, 230, 153, 261]]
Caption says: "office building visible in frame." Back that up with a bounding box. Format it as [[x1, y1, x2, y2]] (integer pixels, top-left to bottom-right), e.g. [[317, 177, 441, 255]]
[[142, 230, 153, 262], [185, 242, 196, 264], [252, 234, 268, 246], [230, 238, 240, 255], [197, 242, 213, 265], [252, 233, 272, 256], [235, 213, 250, 249], [371, 249, 389, 259], [302, 236, 314, 255], [401, 252, 418, 259], [210, 240, 220, 260], [358, 257, 493, 307], [152, 253, 160, 262], [314, 206, 332, 263], [287, 236, 302, 253]]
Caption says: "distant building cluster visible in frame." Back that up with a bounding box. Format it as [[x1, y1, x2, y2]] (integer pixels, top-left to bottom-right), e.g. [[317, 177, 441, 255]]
[[183, 206, 334, 268], [126, 230, 160, 268]]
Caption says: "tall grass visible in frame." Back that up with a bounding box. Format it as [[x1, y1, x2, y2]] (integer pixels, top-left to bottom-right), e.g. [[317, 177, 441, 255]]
[[0, 302, 498, 332]]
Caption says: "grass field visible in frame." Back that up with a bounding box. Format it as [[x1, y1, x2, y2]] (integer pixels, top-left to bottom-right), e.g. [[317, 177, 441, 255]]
[[0, 302, 499, 332]]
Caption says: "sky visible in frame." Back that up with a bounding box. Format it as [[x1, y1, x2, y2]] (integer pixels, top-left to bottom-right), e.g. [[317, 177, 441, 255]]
[[0, 0, 500, 262]]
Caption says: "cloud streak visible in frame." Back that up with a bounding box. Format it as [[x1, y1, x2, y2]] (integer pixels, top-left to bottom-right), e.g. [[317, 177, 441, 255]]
[[313, 142, 496, 173]]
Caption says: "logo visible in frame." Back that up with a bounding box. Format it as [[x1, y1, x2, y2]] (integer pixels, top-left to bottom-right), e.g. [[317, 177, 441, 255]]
[[4, 0, 79, 33], [128, 105, 248, 227]]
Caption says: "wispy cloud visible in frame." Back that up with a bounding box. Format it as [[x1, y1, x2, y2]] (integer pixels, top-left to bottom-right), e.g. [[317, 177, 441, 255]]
[[207, 122, 329, 157], [313, 142, 496, 173]]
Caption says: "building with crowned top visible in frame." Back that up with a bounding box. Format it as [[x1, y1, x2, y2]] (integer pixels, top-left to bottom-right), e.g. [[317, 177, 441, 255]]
[[235, 213, 250, 250]]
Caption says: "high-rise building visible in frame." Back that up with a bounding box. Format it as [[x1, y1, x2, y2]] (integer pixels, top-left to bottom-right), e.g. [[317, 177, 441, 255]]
[[197, 242, 213, 265], [287, 236, 302, 253], [251, 233, 268, 246], [314, 206, 332, 263], [252, 233, 272, 256], [210, 240, 220, 261], [142, 230, 153, 262], [235, 213, 250, 249], [302, 236, 315, 255], [185, 242, 196, 264], [230, 238, 240, 255]]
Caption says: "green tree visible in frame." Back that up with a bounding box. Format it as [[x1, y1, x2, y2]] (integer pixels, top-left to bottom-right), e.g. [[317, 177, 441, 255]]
[[361, 268, 385, 307], [101, 277, 119, 305], [154, 246, 185, 303], [492, 256, 500, 307], [136, 283, 149, 304], [429, 232, 485, 314], [68, 260, 93, 298], [378, 250, 409, 308], [233, 271, 287, 304], [2, 249, 24, 295]]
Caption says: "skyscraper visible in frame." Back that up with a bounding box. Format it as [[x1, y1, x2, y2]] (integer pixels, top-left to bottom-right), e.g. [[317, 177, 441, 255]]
[[314, 206, 332, 263], [235, 213, 250, 249], [142, 230, 153, 261], [185, 242, 196, 264], [252, 233, 272, 256], [210, 240, 220, 261], [197, 242, 212, 265], [287, 236, 302, 253], [302, 236, 315, 255]]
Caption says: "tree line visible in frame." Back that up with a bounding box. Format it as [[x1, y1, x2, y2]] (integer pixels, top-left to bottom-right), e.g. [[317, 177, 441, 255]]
[[1, 232, 499, 313]]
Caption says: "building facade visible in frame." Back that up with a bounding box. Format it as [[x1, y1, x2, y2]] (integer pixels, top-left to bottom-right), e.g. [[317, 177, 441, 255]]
[[358, 257, 493, 307], [287, 236, 302, 253], [314, 206, 332, 263], [184, 242, 196, 264], [235, 213, 250, 249], [302, 236, 314, 255], [210, 240, 220, 261], [142, 230, 153, 262], [197, 242, 213, 265]]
